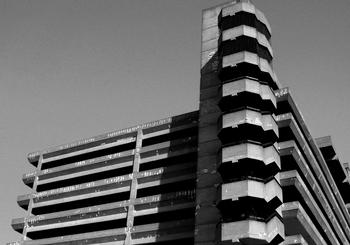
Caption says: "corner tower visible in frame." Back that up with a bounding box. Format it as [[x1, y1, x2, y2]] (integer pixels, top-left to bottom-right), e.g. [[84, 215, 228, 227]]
[[197, 1, 284, 244]]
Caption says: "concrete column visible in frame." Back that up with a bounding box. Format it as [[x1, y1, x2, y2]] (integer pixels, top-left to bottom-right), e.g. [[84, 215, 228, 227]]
[[21, 154, 43, 241], [125, 129, 143, 245]]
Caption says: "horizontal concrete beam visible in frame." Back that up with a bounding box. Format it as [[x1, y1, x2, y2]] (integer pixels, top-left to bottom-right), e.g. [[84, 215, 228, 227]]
[[10, 219, 195, 245], [283, 235, 308, 245], [140, 136, 198, 154], [20, 170, 196, 209], [41, 137, 136, 164], [277, 113, 350, 241], [218, 109, 278, 136], [281, 170, 343, 245], [276, 90, 350, 232], [219, 77, 276, 108], [283, 202, 327, 245], [218, 142, 280, 168], [216, 178, 282, 207], [27, 111, 199, 163], [216, 216, 284, 244], [23, 149, 134, 186], [279, 140, 350, 245], [14, 189, 196, 228], [142, 122, 198, 139]]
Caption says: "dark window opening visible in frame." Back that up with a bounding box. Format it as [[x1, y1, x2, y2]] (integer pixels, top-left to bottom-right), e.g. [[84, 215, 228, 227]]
[[140, 152, 197, 172], [133, 208, 195, 226], [137, 179, 196, 198]]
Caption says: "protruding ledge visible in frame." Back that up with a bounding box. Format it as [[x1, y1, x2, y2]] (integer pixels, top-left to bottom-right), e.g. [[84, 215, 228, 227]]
[[215, 216, 284, 244]]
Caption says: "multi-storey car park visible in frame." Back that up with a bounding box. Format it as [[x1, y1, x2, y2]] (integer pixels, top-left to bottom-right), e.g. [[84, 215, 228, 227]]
[[9, 0, 350, 245]]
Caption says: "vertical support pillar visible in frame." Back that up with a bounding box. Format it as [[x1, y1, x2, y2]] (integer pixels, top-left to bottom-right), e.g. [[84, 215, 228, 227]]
[[22, 154, 43, 241], [125, 130, 143, 245]]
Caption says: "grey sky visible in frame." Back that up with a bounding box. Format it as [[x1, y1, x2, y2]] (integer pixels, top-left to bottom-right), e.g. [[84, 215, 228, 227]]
[[1, 0, 350, 242]]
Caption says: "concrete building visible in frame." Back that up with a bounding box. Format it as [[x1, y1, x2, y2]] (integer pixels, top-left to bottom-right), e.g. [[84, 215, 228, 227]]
[[9, 0, 350, 244]]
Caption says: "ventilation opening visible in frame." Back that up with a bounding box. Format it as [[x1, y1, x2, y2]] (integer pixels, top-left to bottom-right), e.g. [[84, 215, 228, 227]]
[[133, 208, 195, 226], [140, 152, 197, 172], [32, 188, 130, 215], [137, 179, 196, 198], [37, 165, 133, 192], [142, 127, 198, 147], [41, 141, 136, 170], [27, 218, 127, 240]]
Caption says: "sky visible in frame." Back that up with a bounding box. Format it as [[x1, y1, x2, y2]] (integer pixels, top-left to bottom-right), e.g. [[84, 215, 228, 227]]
[[1, 0, 350, 243]]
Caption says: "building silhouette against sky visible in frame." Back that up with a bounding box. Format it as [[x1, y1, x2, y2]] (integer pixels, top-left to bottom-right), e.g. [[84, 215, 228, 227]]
[[9, 1, 350, 244]]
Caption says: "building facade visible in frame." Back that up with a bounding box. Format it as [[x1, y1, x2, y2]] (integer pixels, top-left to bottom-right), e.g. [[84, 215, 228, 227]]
[[9, 1, 350, 245]]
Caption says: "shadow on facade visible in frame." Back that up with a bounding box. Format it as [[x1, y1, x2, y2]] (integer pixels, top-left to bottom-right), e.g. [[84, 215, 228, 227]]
[[132, 111, 199, 245]]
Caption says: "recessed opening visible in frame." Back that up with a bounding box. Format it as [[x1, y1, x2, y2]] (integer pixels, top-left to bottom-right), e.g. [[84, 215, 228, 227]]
[[217, 197, 279, 223], [142, 127, 198, 147], [137, 179, 196, 198], [133, 208, 195, 226], [140, 152, 197, 172]]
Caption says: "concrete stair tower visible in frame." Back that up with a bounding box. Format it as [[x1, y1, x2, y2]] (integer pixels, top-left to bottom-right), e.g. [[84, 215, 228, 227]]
[[197, 1, 284, 244]]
